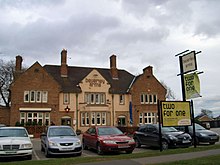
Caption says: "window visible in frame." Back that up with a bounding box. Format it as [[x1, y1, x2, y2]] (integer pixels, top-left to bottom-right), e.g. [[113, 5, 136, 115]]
[[96, 112, 101, 125], [80, 112, 106, 126], [30, 91, 35, 102], [23, 90, 48, 103], [20, 112, 50, 125], [24, 91, 29, 102], [63, 93, 69, 104], [139, 112, 157, 124], [42, 91, 48, 103], [153, 95, 157, 104], [140, 94, 144, 104], [85, 93, 106, 105], [140, 94, 157, 104], [36, 91, 41, 102], [119, 95, 125, 104]]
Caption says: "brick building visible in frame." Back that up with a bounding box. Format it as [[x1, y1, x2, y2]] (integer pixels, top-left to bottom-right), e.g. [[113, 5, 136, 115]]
[[9, 50, 166, 132]]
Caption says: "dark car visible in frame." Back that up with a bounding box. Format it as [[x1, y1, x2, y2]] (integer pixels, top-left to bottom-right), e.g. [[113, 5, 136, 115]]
[[40, 125, 82, 157], [133, 124, 192, 150], [175, 123, 219, 145], [82, 126, 136, 155]]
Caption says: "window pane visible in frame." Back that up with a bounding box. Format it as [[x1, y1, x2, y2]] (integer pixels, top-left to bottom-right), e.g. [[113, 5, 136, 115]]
[[24, 91, 29, 102]]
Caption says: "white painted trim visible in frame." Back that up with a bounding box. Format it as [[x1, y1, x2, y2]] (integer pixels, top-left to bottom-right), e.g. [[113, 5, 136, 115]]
[[19, 107, 52, 111]]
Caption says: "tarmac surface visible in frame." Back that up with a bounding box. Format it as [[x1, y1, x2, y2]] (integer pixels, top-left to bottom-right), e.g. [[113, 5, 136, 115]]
[[76, 149, 220, 165]]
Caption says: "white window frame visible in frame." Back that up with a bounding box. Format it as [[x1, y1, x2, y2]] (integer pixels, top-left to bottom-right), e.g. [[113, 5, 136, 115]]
[[91, 112, 95, 125], [119, 95, 125, 104], [24, 91, 29, 102], [42, 91, 48, 103], [96, 112, 101, 125], [63, 93, 69, 104], [102, 112, 106, 125], [36, 91, 41, 103], [30, 91, 35, 103], [153, 94, 157, 104], [140, 94, 144, 104], [149, 95, 153, 104]]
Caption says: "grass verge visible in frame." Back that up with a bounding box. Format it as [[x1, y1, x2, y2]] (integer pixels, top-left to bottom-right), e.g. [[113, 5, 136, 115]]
[[1, 144, 220, 165]]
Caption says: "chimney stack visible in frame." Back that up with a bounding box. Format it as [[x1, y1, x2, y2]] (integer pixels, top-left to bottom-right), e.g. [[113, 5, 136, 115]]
[[143, 66, 153, 76], [15, 55, 22, 72], [60, 49, 68, 77], [110, 54, 118, 79]]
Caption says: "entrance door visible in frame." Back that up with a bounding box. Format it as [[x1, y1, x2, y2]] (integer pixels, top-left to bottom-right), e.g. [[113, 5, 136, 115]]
[[117, 116, 126, 126], [61, 117, 71, 126]]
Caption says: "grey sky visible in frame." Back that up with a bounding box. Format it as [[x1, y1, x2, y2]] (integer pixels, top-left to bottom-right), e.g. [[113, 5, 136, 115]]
[[1, 0, 220, 116]]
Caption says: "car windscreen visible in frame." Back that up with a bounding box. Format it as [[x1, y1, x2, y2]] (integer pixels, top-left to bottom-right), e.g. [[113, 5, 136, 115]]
[[161, 127, 179, 133], [98, 127, 123, 136], [48, 127, 76, 137], [0, 128, 28, 137], [189, 124, 206, 131]]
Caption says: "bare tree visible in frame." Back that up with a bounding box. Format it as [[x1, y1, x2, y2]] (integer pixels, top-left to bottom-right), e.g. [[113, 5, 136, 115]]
[[160, 81, 176, 100], [201, 109, 213, 118], [0, 59, 15, 107]]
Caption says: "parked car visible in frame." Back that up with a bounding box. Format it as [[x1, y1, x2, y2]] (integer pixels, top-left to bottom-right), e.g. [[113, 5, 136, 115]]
[[0, 127, 33, 160], [175, 123, 219, 145], [0, 124, 6, 127], [133, 124, 192, 150], [82, 126, 136, 155], [40, 125, 82, 157]]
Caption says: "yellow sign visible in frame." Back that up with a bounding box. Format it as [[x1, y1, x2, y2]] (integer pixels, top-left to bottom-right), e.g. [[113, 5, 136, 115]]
[[161, 101, 191, 127], [184, 72, 200, 99]]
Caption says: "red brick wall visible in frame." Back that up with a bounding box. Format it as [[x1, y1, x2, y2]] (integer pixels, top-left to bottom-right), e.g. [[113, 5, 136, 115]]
[[0, 106, 10, 126], [130, 66, 166, 126], [10, 62, 61, 126]]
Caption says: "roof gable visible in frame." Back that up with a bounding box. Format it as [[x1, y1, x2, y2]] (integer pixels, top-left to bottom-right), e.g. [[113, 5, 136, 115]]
[[43, 65, 134, 94]]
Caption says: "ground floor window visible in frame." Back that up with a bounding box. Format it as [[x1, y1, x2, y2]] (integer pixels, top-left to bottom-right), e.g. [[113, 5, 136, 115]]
[[80, 112, 108, 126], [20, 112, 50, 125], [139, 112, 157, 124]]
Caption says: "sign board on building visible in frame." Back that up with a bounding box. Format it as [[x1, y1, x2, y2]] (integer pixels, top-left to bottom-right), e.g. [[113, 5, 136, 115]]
[[182, 51, 197, 74], [161, 101, 191, 127]]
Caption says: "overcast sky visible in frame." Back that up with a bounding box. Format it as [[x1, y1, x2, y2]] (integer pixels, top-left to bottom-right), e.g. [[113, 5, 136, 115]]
[[1, 0, 220, 116]]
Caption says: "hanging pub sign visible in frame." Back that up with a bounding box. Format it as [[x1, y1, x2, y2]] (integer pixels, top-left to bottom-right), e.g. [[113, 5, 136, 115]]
[[182, 51, 197, 74], [184, 72, 201, 100], [161, 101, 191, 127]]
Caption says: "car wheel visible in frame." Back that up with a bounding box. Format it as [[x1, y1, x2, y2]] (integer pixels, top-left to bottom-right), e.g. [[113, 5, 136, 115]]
[[76, 152, 82, 156], [97, 143, 103, 155], [41, 144, 45, 152], [134, 138, 141, 148], [44, 147, 50, 158], [161, 141, 169, 150], [26, 155, 32, 160], [83, 140, 88, 150], [126, 150, 133, 154]]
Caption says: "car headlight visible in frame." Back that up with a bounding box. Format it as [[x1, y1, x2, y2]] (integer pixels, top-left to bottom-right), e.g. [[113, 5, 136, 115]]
[[48, 140, 58, 146], [128, 139, 135, 143], [199, 133, 208, 137], [0, 145, 3, 150], [74, 140, 81, 146], [168, 135, 178, 140], [103, 140, 116, 144], [21, 143, 32, 149]]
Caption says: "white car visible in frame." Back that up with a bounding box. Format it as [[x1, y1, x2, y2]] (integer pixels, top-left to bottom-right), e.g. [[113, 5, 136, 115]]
[[0, 127, 33, 160]]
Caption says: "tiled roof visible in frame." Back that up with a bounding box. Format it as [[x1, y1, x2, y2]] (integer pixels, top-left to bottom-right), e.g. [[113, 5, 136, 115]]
[[44, 65, 134, 94]]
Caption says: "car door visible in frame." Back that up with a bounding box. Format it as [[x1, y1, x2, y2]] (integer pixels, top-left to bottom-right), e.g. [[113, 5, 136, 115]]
[[145, 125, 159, 147], [84, 127, 97, 149]]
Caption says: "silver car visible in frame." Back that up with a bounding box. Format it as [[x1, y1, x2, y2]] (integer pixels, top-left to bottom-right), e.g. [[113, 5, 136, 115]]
[[0, 127, 33, 160], [40, 125, 82, 157]]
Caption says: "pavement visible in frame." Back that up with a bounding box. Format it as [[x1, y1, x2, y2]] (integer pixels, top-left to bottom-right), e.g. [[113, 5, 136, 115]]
[[76, 149, 220, 165]]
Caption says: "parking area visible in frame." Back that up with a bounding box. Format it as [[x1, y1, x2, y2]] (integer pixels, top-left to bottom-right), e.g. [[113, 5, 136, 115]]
[[30, 128, 220, 160]]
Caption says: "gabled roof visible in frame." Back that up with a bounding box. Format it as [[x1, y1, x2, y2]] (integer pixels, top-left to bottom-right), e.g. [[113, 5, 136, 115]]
[[43, 65, 134, 94]]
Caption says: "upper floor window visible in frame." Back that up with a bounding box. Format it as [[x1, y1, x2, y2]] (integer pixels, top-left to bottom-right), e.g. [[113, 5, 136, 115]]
[[140, 94, 157, 104], [85, 93, 105, 105], [119, 95, 125, 104], [63, 93, 69, 104], [24, 90, 48, 103]]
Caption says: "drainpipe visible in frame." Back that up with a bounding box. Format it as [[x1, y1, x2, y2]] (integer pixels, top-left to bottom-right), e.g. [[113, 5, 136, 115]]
[[76, 93, 79, 130], [112, 94, 115, 126]]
